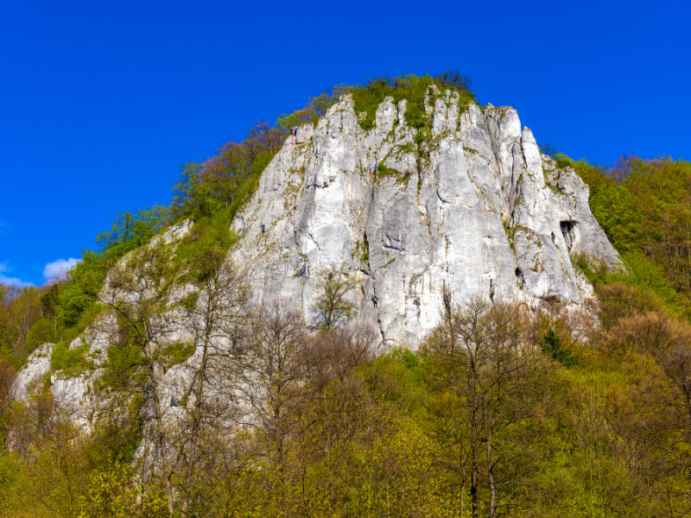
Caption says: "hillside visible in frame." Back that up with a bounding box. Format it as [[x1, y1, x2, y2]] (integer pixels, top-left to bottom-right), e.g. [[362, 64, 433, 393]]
[[2, 73, 691, 517]]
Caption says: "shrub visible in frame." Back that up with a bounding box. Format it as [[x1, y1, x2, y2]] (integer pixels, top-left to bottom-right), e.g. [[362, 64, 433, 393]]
[[602, 311, 691, 356], [51, 340, 91, 377], [24, 319, 56, 355], [349, 73, 475, 130], [540, 328, 575, 367], [596, 282, 666, 329]]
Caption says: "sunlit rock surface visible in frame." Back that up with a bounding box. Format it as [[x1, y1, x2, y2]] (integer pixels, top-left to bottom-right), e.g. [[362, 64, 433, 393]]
[[11, 90, 620, 438], [230, 91, 618, 347]]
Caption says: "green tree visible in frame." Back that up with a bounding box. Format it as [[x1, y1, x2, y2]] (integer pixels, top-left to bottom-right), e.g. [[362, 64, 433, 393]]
[[95, 206, 167, 256], [423, 300, 550, 517], [540, 328, 575, 367], [312, 265, 358, 332]]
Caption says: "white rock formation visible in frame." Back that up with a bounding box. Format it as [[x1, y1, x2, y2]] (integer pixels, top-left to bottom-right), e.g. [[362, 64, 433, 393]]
[[10, 89, 619, 444], [230, 90, 618, 347], [11, 343, 53, 400]]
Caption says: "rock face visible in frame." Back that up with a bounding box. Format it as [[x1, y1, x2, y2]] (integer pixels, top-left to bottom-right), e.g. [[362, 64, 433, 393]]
[[10, 89, 620, 442], [11, 343, 53, 400], [230, 90, 618, 347]]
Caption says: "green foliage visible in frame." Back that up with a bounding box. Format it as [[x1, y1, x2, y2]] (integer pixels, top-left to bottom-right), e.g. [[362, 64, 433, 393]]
[[540, 328, 575, 367], [0, 452, 20, 516], [312, 264, 358, 331], [51, 340, 91, 377], [276, 91, 334, 130], [225, 165, 263, 223], [158, 342, 195, 369], [349, 73, 475, 131], [555, 156, 572, 170], [566, 155, 691, 316], [24, 318, 55, 354], [174, 214, 237, 284], [95, 206, 167, 257], [56, 253, 105, 329], [170, 122, 283, 225], [367, 348, 429, 417], [376, 162, 411, 184], [79, 464, 168, 518], [590, 184, 642, 254], [55, 206, 166, 332], [97, 332, 145, 393], [620, 251, 683, 311], [40, 284, 60, 321]]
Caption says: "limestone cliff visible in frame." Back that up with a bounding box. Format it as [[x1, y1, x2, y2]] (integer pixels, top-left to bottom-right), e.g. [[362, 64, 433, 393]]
[[10, 88, 620, 434], [230, 89, 618, 347]]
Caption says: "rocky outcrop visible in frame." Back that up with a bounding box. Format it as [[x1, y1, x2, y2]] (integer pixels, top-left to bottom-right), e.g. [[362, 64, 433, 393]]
[[10, 89, 620, 446], [230, 90, 618, 347], [11, 343, 53, 400]]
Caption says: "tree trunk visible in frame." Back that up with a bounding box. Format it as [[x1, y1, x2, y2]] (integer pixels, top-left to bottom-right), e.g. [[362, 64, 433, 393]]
[[149, 362, 176, 517], [484, 406, 497, 518], [470, 394, 479, 518]]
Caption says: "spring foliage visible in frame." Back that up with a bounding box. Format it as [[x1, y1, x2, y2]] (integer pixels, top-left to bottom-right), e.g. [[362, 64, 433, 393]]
[[4, 72, 691, 516]]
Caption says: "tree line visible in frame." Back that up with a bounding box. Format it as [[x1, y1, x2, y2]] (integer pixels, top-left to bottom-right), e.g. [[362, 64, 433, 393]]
[[4, 234, 691, 516]]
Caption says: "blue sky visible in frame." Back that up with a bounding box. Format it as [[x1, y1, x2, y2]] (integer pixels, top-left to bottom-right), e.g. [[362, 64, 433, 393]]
[[1, 0, 689, 286]]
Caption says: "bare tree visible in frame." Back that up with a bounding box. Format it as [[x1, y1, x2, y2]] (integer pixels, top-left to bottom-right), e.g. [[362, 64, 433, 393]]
[[297, 324, 378, 516], [95, 240, 180, 514], [174, 247, 251, 518], [234, 301, 308, 516]]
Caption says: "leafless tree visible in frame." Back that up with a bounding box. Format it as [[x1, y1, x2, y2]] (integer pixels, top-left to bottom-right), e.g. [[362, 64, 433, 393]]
[[233, 301, 308, 515]]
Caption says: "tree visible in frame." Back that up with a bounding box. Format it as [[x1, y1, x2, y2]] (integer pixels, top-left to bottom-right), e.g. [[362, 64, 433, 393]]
[[170, 122, 284, 223], [94, 239, 179, 514], [0, 358, 15, 445], [173, 247, 252, 518], [295, 325, 380, 516], [538, 142, 559, 158], [422, 299, 549, 517], [96, 237, 253, 517], [434, 69, 474, 93], [0, 286, 42, 364], [95, 206, 167, 256], [540, 328, 575, 367], [312, 265, 358, 332], [233, 302, 308, 516]]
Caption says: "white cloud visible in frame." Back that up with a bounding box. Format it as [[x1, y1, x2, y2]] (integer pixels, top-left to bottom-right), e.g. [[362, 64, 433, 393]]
[[0, 263, 33, 287], [43, 258, 81, 280]]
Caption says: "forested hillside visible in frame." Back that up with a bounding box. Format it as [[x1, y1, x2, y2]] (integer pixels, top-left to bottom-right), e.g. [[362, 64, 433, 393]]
[[2, 73, 691, 517]]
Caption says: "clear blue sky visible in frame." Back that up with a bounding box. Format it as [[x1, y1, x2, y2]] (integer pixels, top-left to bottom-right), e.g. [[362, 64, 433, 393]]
[[1, 0, 689, 286]]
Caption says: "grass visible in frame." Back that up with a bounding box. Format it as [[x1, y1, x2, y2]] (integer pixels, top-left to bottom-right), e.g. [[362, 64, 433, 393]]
[[376, 163, 412, 186]]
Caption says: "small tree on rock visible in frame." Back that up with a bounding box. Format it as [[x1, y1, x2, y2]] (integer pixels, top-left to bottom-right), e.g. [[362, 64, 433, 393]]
[[312, 265, 358, 332]]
